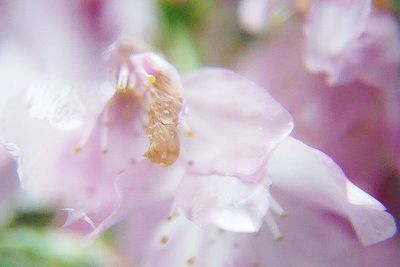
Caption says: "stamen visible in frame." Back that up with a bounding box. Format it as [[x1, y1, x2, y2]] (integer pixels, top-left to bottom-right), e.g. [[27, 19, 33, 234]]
[[186, 257, 196, 266], [73, 124, 94, 153], [267, 193, 287, 218], [147, 74, 156, 84], [182, 121, 194, 137], [117, 65, 130, 92], [265, 212, 284, 242]]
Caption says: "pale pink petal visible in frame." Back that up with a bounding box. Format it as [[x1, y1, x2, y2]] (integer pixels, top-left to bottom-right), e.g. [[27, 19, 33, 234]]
[[330, 12, 400, 89], [267, 137, 396, 245], [238, 0, 291, 34], [182, 68, 293, 180], [238, 0, 272, 34], [3, 0, 105, 82], [120, 200, 257, 267], [0, 85, 148, 231], [101, 0, 159, 44], [26, 78, 87, 130], [305, 0, 371, 76], [252, 192, 400, 267], [119, 194, 400, 267], [84, 160, 184, 237], [175, 173, 269, 232]]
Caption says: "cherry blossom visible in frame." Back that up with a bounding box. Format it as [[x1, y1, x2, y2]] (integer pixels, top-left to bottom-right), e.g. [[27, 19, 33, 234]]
[[118, 137, 397, 267]]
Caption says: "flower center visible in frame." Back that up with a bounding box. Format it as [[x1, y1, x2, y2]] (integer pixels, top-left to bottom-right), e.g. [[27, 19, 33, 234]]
[[143, 73, 183, 166], [114, 57, 184, 167], [73, 46, 184, 167]]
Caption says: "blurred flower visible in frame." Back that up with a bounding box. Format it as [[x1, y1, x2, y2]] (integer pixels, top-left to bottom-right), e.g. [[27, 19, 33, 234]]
[[118, 137, 397, 267], [238, 1, 399, 90], [236, 16, 400, 217], [304, 0, 372, 81], [238, 0, 292, 34]]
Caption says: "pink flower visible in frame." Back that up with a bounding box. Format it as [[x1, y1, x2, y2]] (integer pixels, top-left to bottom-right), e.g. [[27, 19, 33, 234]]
[[238, 0, 399, 90], [0, 41, 293, 235], [306, 9, 400, 90], [236, 19, 400, 204], [118, 137, 397, 267]]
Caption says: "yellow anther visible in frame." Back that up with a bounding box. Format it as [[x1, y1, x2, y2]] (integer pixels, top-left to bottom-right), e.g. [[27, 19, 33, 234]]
[[117, 86, 128, 94], [147, 75, 156, 84], [185, 129, 194, 137], [73, 146, 82, 153]]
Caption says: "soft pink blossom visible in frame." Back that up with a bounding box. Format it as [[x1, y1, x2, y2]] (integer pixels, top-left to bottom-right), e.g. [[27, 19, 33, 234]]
[[238, 1, 400, 91], [236, 20, 400, 209], [118, 137, 397, 267], [0, 41, 293, 235]]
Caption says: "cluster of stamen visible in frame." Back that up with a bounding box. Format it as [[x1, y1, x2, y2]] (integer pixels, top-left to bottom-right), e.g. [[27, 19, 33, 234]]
[[73, 51, 184, 168]]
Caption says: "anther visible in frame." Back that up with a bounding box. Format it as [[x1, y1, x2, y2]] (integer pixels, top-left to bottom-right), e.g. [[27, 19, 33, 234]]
[[186, 257, 196, 266], [147, 74, 156, 84], [267, 193, 287, 218], [182, 121, 194, 137], [74, 124, 94, 153], [117, 65, 130, 90], [160, 235, 169, 245], [265, 212, 284, 242]]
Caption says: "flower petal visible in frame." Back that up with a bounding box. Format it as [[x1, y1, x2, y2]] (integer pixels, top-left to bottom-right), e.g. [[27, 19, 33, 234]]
[[182, 68, 293, 180], [238, 0, 291, 34], [238, 0, 272, 34], [267, 137, 396, 245], [175, 173, 269, 232], [86, 160, 184, 237], [120, 200, 257, 267], [305, 0, 371, 76]]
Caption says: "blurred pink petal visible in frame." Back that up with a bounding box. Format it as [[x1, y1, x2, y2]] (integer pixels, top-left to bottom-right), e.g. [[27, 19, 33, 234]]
[[341, 12, 400, 90], [236, 20, 399, 201], [238, 0, 292, 34], [268, 137, 396, 245], [305, 0, 371, 77], [238, 0, 273, 33]]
